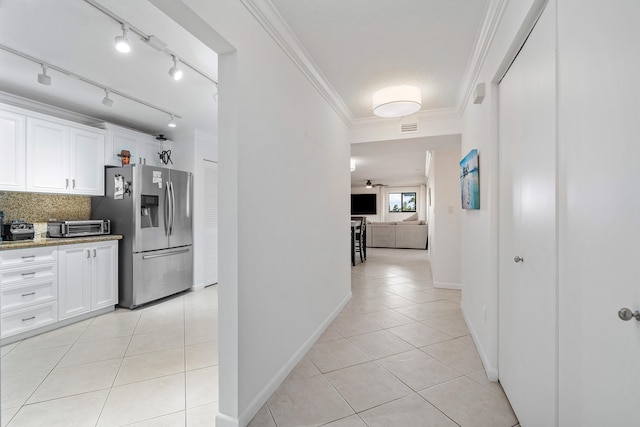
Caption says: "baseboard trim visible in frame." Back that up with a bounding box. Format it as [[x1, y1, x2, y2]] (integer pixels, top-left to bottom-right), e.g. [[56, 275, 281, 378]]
[[215, 412, 239, 427], [434, 281, 462, 290], [191, 281, 218, 292], [460, 301, 498, 381], [231, 291, 352, 426]]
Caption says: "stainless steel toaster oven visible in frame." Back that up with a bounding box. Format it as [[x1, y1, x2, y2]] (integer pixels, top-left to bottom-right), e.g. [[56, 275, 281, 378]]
[[47, 220, 111, 238]]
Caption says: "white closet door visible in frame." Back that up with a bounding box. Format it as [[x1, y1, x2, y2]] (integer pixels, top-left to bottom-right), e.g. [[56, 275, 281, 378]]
[[498, 4, 557, 426], [204, 160, 218, 285]]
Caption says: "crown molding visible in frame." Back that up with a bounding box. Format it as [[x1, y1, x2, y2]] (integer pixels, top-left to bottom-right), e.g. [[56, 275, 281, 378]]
[[0, 91, 102, 127], [456, 0, 509, 115], [240, 0, 354, 125], [242, 0, 505, 129]]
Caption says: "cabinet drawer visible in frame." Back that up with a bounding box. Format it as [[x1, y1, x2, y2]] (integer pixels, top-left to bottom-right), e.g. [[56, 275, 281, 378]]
[[0, 247, 57, 269], [0, 264, 56, 287], [1, 301, 57, 339], [1, 278, 57, 311]]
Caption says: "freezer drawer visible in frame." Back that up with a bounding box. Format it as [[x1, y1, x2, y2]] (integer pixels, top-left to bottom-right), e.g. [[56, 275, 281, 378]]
[[128, 246, 192, 308]]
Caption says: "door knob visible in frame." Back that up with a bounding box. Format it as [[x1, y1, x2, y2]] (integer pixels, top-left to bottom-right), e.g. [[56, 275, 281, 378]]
[[513, 256, 524, 263], [618, 308, 640, 321]]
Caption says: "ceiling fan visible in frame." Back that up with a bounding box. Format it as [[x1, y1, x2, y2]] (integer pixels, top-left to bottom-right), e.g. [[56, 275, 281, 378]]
[[365, 180, 388, 188]]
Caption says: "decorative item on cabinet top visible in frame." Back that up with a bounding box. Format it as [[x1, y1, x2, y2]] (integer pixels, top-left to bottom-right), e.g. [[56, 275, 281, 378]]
[[98, 123, 174, 167]]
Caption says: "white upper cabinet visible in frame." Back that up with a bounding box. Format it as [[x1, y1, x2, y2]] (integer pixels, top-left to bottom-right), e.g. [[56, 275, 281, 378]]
[[104, 123, 173, 167], [142, 135, 174, 167], [26, 117, 105, 195], [105, 125, 139, 166], [70, 128, 105, 195], [26, 117, 70, 193], [0, 110, 26, 191]]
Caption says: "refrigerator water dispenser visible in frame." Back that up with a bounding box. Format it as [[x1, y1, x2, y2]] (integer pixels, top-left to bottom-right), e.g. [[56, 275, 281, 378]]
[[141, 194, 159, 228]]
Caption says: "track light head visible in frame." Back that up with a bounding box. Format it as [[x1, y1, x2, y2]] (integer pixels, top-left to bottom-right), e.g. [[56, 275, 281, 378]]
[[168, 114, 177, 128], [37, 64, 51, 85], [168, 56, 183, 81], [114, 24, 131, 53], [102, 89, 113, 107]]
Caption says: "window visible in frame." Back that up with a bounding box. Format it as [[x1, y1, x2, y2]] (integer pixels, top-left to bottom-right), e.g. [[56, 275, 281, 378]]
[[388, 192, 416, 212]]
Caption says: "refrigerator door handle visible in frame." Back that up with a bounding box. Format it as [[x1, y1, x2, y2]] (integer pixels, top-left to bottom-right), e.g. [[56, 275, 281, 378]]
[[169, 181, 176, 235], [142, 248, 189, 259], [164, 182, 170, 236], [186, 174, 191, 218]]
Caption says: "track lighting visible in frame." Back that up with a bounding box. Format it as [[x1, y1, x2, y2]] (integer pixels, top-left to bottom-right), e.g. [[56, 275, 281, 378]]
[[37, 64, 51, 85], [168, 56, 183, 81], [102, 89, 113, 107], [168, 114, 177, 128], [114, 24, 131, 53], [1, 44, 183, 126]]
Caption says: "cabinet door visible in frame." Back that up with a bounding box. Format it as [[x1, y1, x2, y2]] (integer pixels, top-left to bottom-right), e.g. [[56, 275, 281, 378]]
[[0, 110, 26, 191], [91, 241, 118, 310], [141, 137, 160, 166], [70, 128, 105, 195], [58, 244, 91, 320], [107, 130, 138, 166], [26, 117, 70, 193]]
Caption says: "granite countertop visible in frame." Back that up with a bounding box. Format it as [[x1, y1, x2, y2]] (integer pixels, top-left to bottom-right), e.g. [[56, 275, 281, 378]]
[[0, 235, 123, 251]]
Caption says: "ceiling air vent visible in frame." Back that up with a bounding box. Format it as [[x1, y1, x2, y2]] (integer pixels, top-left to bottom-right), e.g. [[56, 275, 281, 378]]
[[399, 115, 419, 133]]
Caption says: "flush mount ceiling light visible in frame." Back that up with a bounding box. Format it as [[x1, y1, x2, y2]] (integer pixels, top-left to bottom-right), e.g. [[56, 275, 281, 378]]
[[102, 89, 114, 107], [37, 63, 51, 85], [168, 114, 177, 128], [168, 56, 183, 81], [114, 23, 131, 53], [365, 180, 373, 189], [372, 85, 422, 118]]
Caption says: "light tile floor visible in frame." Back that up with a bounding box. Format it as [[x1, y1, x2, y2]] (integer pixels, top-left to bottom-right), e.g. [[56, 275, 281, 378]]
[[1, 285, 219, 427], [2, 248, 520, 427], [248, 248, 520, 427]]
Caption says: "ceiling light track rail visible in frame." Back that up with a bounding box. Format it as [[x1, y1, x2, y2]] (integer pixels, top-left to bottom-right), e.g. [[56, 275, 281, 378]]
[[0, 43, 181, 121], [83, 0, 218, 87]]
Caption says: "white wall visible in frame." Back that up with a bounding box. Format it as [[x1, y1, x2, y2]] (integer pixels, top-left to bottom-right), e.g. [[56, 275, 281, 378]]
[[429, 149, 461, 288], [350, 111, 462, 143], [150, 2, 352, 426], [459, 0, 542, 379]]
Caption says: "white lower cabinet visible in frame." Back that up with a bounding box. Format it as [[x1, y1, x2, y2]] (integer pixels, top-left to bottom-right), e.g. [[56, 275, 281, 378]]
[[91, 241, 118, 310], [0, 240, 118, 341], [58, 240, 118, 320], [0, 247, 58, 339]]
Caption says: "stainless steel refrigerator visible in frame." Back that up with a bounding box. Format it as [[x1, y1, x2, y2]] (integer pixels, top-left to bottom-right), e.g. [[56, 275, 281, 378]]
[[92, 165, 193, 308]]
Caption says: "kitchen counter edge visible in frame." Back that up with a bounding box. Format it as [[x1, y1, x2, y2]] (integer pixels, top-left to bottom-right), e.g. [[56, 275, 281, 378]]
[[0, 235, 123, 251]]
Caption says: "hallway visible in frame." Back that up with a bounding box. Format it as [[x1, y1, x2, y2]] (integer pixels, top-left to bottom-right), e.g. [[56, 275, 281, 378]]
[[249, 248, 518, 427]]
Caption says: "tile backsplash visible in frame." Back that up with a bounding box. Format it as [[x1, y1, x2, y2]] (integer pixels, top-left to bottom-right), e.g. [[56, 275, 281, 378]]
[[0, 192, 91, 223]]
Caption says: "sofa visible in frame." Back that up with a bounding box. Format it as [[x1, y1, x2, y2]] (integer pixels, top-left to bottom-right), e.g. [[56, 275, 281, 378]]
[[366, 220, 428, 249]]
